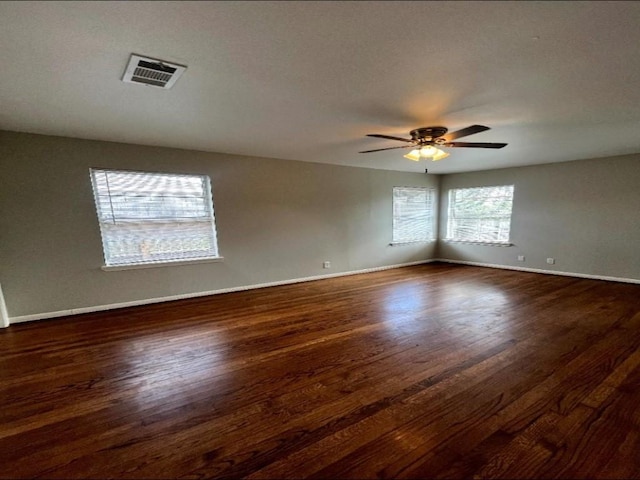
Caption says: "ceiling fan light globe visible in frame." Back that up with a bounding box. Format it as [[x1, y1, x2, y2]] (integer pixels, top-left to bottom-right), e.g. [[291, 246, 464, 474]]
[[432, 150, 450, 161], [419, 146, 438, 157], [418, 145, 448, 160], [403, 149, 421, 161]]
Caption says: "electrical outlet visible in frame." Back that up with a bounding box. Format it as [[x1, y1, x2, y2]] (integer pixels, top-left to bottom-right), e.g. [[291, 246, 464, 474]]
[[323, 261, 331, 269], [546, 258, 555, 265], [517, 255, 525, 262]]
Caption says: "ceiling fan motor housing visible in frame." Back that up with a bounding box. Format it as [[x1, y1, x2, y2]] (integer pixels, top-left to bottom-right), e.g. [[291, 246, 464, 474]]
[[410, 126, 448, 144]]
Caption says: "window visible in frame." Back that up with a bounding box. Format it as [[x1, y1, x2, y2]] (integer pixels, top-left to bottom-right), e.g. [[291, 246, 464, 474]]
[[446, 185, 514, 244], [90, 169, 220, 268], [392, 187, 435, 243]]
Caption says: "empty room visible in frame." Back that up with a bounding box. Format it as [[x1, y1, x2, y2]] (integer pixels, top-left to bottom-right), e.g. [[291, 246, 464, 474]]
[[1, 1, 640, 478]]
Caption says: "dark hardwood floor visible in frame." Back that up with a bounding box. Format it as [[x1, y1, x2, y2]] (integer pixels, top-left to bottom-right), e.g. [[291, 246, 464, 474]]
[[2, 263, 640, 479]]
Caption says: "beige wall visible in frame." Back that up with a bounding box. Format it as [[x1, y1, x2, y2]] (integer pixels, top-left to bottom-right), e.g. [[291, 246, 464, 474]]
[[0, 131, 437, 319], [2, 129, 638, 322], [438, 154, 640, 281]]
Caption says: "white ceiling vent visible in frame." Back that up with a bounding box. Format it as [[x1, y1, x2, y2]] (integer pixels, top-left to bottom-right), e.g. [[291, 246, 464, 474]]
[[122, 54, 187, 89]]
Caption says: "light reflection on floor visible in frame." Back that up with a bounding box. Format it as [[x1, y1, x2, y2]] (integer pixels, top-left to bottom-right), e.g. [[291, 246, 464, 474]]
[[117, 327, 228, 408], [381, 279, 514, 337]]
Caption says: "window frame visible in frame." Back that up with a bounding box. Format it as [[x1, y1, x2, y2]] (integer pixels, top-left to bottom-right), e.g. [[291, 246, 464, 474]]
[[445, 185, 515, 246], [90, 168, 223, 270], [391, 186, 436, 245]]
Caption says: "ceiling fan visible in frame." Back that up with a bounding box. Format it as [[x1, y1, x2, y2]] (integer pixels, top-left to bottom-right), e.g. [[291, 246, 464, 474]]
[[359, 125, 507, 161]]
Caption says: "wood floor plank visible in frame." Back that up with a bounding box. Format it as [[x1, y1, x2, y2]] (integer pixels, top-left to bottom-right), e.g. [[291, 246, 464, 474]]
[[1, 263, 640, 479]]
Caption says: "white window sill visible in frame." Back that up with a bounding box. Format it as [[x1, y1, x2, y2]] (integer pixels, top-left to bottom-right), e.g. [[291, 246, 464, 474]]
[[389, 240, 435, 246], [443, 240, 513, 247], [102, 256, 224, 271]]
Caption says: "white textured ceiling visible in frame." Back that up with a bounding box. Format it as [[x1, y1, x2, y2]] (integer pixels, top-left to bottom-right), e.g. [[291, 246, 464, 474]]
[[2, 1, 640, 173]]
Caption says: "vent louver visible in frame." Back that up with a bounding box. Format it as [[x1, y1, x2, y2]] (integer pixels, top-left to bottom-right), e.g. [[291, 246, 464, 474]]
[[122, 54, 186, 89]]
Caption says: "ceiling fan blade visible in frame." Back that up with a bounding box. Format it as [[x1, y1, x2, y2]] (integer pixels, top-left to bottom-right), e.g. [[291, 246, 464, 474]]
[[442, 124, 490, 141], [444, 142, 507, 149], [359, 145, 415, 153], [366, 134, 414, 143]]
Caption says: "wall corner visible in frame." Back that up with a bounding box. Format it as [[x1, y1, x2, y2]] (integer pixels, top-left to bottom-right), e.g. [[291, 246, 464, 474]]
[[0, 283, 9, 328]]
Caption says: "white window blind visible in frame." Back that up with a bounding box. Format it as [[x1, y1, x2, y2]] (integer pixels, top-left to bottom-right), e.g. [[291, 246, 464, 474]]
[[392, 187, 435, 243], [446, 185, 514, 243], [90, 169, 219, 267]]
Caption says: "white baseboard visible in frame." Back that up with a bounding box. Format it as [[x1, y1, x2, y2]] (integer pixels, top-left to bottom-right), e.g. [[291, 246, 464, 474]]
[[435, 258, 640, 285], [8, 258, 638, 327], [8, 259, 435, 325]]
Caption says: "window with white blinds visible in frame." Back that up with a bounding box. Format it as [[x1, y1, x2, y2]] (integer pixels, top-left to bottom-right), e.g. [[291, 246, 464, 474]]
[[446, 185, 514, 243], [392, 187, 435, 243], [90, 169, 220, 267]]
